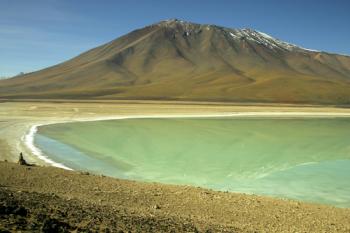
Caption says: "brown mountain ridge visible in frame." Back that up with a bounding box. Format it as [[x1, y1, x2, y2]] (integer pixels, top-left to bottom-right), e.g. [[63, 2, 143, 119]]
[[1, 19, 350, 104]]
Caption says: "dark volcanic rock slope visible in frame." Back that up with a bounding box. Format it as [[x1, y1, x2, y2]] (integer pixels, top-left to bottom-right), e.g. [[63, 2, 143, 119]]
[[1, 19, 350, 104]]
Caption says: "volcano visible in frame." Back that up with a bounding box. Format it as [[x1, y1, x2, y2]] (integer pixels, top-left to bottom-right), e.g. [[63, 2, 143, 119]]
[[1, 19, 350, 104]]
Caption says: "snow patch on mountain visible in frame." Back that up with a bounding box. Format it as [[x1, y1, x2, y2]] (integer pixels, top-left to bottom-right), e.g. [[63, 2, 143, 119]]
[[226, 29, 319, 53]]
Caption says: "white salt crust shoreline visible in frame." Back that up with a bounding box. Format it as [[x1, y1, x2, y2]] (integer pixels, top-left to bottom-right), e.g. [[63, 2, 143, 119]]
[[23, 124, 73, 170]]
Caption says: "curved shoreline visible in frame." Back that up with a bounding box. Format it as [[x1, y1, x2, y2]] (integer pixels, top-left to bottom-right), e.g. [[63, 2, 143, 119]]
[[24, 111, 350, 171], [23, 124, 73, 170]]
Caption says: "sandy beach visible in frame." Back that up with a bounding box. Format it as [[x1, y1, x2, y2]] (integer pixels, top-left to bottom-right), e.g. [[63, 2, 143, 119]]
[[1, 100, 350, 232]]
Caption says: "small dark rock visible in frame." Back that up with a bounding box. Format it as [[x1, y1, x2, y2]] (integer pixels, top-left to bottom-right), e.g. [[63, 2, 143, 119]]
[[13, 206, 27, 216], [41, 218, 72, 233], [36, 213, 47, 222], [0, 229, 11, 233]]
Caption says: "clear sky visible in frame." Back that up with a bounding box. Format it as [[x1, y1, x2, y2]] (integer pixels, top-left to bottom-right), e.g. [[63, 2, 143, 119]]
[[1, 0, 349, 77]]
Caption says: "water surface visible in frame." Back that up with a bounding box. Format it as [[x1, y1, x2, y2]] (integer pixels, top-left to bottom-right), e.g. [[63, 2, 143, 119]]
[[35, 117, 350, 207]]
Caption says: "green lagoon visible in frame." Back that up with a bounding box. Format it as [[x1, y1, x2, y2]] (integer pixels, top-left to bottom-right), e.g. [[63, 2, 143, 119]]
[[35, 117, 350, 207]]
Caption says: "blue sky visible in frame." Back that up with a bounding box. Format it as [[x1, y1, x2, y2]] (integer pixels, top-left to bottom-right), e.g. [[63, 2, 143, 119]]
[[1, 0, 349, 77]]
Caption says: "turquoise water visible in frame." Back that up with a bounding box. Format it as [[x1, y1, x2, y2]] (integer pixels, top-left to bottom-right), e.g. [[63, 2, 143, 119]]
[[35, 118, 350, 207]]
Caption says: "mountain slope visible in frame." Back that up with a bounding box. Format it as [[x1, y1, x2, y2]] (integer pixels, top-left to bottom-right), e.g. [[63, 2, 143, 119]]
[[1, 19, 350, 104]]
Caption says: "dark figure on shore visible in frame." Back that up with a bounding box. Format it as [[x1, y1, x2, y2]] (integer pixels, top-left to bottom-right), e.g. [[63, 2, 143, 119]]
[[18, 152, 29, 166]]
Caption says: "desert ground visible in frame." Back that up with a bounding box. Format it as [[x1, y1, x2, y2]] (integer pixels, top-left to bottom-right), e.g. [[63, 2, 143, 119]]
[[1, 162, 350, 232], [1, 100, 350, 232]]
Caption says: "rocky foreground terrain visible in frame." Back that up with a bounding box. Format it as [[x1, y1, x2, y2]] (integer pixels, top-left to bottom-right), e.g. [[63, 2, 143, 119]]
[[0, 161, 350, 232]]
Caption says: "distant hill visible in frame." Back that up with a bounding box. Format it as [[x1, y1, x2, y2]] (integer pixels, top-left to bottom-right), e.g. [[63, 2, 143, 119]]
[[0, 72, 24, 80], [1, 19, 350, 104]]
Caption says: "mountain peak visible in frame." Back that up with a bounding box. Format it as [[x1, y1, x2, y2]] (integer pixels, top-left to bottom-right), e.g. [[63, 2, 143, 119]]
[[153, 19, 318, 53], [156, 18, 200, 28], [160, 18, 182, 23]]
